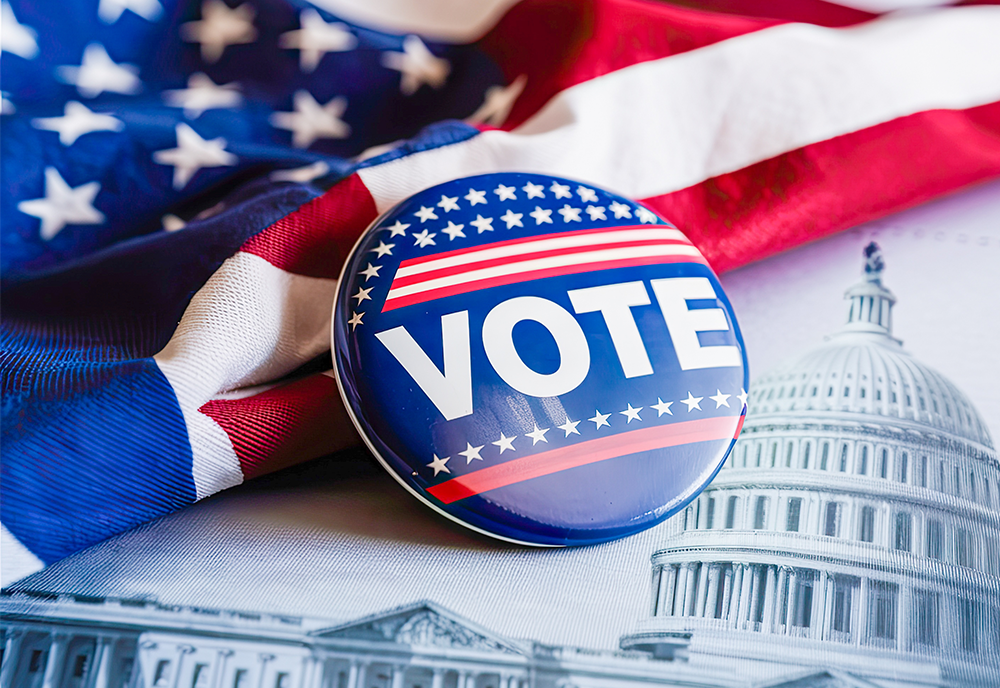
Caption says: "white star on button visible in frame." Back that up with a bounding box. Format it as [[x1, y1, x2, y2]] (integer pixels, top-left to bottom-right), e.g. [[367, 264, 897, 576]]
[[98, 0, 162, 24], [414, 206, 437, 222], [529, 207, 552, 225], [710, 390, 732, 408], [620, 404, 642, 423], [589, 410, 611, 429], [352, 286, 372, 304], [18, 167, 105, 241], [576, 186, 598, 203], [459, 442, 484, 464], [56, 43, 142, 98], [359, 263, 381, 281], [153, 123, 237, 190], [31, 101, 123, 146], [465, 74, 526, 127], [494, 184, 516, 201], [522, 182, 544, 199], [413, 229, 436, 247], [163, 72, 242, 118], [381, 35, 450, 96], [370, 241, 394, 257], [280, 8, 356, 73], [636, 206, 658, 224], [385, 220, 409, 237], [652, 398, 673, 416], [348, 311, 364, 330], [437, 195, 459, 212], [557, 205, 581, 222], [500, 210, 522, 229], [609, 201, 632, 219], [269, 90, 349, 148], [464, 188, 486, 206], [470, 215, 493, 233], [492, 432, 516, 454], [526, 425, 549, 445], [681, 392, 703, 412], [181, 0, 257, 63], [585, 206, 606, 221], [441, 221, 465, 241], [739, 388, 749, 406], [558, 417, 581, 437], [549, 181, 571, 199], [1, 1, 39, 60], [427, 453, 451, 476]]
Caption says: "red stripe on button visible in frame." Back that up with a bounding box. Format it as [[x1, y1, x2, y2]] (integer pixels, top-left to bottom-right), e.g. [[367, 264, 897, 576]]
[[426, 415, 739, 505]]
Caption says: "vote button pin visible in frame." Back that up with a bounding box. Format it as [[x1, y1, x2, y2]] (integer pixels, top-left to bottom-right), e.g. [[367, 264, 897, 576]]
[[332, 173, 748, 546]]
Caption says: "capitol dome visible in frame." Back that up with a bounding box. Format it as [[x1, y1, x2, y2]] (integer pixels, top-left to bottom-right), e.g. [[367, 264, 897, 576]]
[[621, 244, 1000, 687]]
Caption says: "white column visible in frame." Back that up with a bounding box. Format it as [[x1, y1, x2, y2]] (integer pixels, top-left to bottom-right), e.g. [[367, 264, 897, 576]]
[[346, 660, 361, 688], [774, 568, 788, 631], [657, 565, 677, 617], [748, 566, 762, 627], [823, 575, 835, 641], [92, 636, 116, 688], [41, 633, 69, 688], [210, 649, 233, 688], [705, 565, 722, 620], [391, 664, 406, 688], [465, 671, 478, 688], [811, 571, 827, 640], [431, 668, 445, 688], [721, 565, 735, 621], [762, 566, 777, 633], [855, 578, 869, 646], [736, 564, 752, 629], [457, 670, 469, 688], [673, 564, 689, 617], [0, 630, 25, 688], [695, 564, 710, 617], [897, 585, 911, 653], [256, 654, 275, 688], [683, 564, 698, 617], [298, 655, 320, 688], [785, 570, 799, 636], [172, 646, 196, 688]]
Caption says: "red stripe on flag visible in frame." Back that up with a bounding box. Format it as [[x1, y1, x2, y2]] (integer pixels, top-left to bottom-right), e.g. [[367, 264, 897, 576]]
[[644, 102, 1000, 274], [240, 173, 378, 279], [426, 416, 738, 504], [383, 252, 706, 311], [200, 374, 358, 480]]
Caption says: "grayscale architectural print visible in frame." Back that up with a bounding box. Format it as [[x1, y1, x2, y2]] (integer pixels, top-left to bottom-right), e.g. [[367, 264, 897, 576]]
[[3, 192, 1000, 688]]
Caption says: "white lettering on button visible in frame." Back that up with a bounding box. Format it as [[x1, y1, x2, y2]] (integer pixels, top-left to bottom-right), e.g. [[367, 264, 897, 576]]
[[650, 277, 742, 371], [568, 280, 653, 379]]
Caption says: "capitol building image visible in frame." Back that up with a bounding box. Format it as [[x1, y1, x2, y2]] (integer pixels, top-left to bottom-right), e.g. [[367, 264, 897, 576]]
[[621, 244, 1000, 686]]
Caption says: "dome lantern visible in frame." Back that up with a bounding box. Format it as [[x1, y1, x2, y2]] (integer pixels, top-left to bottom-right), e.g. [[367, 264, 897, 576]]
[[841, 241, 898, 341]]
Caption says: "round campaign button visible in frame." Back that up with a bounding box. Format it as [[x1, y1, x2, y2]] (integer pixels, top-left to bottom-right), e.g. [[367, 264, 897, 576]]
[[332, 173, 748, 546]]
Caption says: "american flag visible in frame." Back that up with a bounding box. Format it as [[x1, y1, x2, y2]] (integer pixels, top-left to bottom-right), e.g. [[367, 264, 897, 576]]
[[2, 0, 1000, 574]]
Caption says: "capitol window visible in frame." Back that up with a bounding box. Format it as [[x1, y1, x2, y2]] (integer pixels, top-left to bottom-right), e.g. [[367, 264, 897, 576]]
[[234, 669, 250, 688], [955, 527, 973, 568], [879, 449, 888, 478], [786, 498, 802, 532], [705, 497, 715, 529], [958, 598, 979, 652], [859, 506, 875, 543], [820, 442, 830, 470], [868, 581, 898, 643], [914, 590, 940, 647], [919, 456, 928, 487], [193, 663, 209, 687], [725, 496, 738, 529], [926, 519, 943, 559], [824, 503, 840, 537], [894, 512, 912, 552], [153, 659, 170, 687], [802, 442, 811, 469], [754, 496, 768, 530], [785, 443, 794, 467], [858, 446, 868, 475], [898, 451, 909, 483], [839, 444, 849, 472]]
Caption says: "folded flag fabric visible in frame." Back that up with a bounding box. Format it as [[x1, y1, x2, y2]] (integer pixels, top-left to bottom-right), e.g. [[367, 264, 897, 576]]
[[3, 0, 1000, 573]]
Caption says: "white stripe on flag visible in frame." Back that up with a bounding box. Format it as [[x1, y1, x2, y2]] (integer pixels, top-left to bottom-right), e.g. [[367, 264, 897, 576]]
[[358, 6, 1000, 209], [385, 244, 702, 302], [395, 227, 689, 279]]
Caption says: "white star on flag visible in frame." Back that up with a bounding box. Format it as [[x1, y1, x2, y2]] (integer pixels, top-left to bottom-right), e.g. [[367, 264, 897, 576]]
[[609, 201, 632, 219], [494, 184, 516, 201], [359, 263, 381, 281], [558, 417, 581, 436], [739, 388, 749, 406], [280, 8, 356, 73], [589, 410, 611, 429], [18, 167, 105, 241], [681, 392, 703, 412], [413, 229, 436, 247], [529, 206, 552, 225], [492, 432, 516, 454], [526, 425, 550, 445], [558, 205, 581, 222], [470, 215, 493, 233], [56, 43, 142, 98], [385, 220, 410, 237], [1, 2, 39, 60], [459, 443, 484, 464], [181, 0, 257, 63], [464, 188, 486, 206], [585, 205, 606, 221], [438, 195, 459, 212], [414, 206, 438, 222], [98, 0, 162, 24], [161, 214, 185, 232], [577, 186, 598, 203], [652, 398, 673, 416], [352, 286, 372, 304], [163, 72, 242, 118], [620, 404, 643, 423], [500, 210, 522, 228], [465, 74, 526, 127], [153, 123, 237, 190], [269, 90, 349, 148], [0, 92, 13, 115], [522, 182, 544, 199], [710, 390, 732, 408], [348, 311, 364, 330], [427, 453, 451, 476], [370, 241, 394, 257], [269, 161, 330, 183], [549, 181, 571, 199], [382, 35, 450, 96], [636, 206, 658, 224], [31, 101, 123, 146], [441, 221, 465, 240]]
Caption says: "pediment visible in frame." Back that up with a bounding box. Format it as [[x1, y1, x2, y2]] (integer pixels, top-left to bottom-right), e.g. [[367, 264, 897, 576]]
[[313, 601, 524, 655], [755, 668, 884, 688]]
